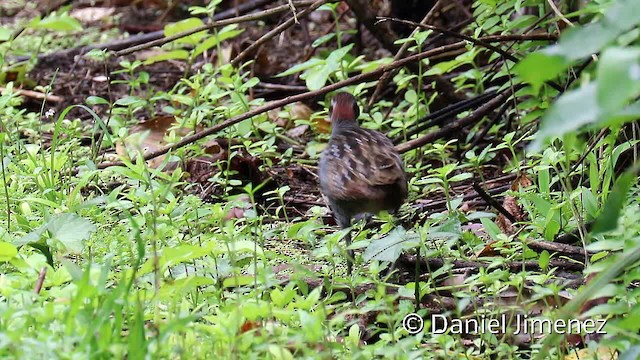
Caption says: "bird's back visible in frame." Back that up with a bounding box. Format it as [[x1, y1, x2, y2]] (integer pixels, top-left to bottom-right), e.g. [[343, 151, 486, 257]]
[[319, 126, 407, 223]]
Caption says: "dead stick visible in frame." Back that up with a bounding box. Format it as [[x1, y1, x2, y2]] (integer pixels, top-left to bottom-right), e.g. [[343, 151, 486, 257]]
[[368, 0, 444, 108], [231, 0, 327, 67], [96, 34, 554, 169], [396, 85, 524, 154], [0, 87, 63, 103], [527, 240, 590, 259], [34, 267, 47, 294], [378, 17, 564, 93], [117, 0, 318, 57], [472, 181, 518, 223]]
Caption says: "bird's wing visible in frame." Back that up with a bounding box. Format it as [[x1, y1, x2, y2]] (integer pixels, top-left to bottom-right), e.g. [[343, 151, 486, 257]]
[[319, 129, 405, 201]]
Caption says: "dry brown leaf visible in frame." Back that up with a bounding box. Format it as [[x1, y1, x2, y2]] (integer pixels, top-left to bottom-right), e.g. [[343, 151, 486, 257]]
[[286, 124, 309, 139], [289, 103, 312, 121], [116, 115, 201, 169], [70, 7, 115, 23], [313, 115, 331, 134], [476, 241, 501, 257], [564, 347, 617, 360], [496, 172, 532, 234]]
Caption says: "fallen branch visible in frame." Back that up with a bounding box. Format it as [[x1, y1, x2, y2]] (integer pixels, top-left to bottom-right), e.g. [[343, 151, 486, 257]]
[[527, 240, 590, 260], [392, 90, 497, 144], [0, 87, 63, 104], [473, 181, 518, 223], [395, 85, 525, 154], [400, 254, 585, 273], [118, 0, 318, 57], [230, 0, 328, 66], [95, 34, 555, 169], [10, 0, 280, 63], [378, 17, 563, 93], [368, 0, 445, 108]]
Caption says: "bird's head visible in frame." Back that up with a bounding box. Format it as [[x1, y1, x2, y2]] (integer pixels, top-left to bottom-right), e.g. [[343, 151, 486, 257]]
[[329, 92, 360, 131]]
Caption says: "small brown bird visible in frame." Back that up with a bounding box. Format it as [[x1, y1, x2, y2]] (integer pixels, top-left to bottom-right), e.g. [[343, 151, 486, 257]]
[[318, 92, 408, 272]]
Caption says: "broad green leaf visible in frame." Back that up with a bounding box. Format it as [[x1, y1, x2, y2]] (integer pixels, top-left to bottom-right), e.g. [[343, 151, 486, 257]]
[[544, 22, 617, 60], [604, 0, 640, 31], [143, 50, 190, 65], [362, 227, 417, 262], [312, 33, 335, 48], [86, 96, 109, 105], [0, 242, 17, 262], [480, 218, 501, 240], [303, 44, 354, 90], [516, 0, 640, 90], [193, 25, 243, 58], [530, 83, 599, 151], [164, 18, 207, 45], [592, 166, 638, 234], [139, 243, 214, 275], [276, 58, 323, 77], [596, 47, 640, 112], [114, 96, 146, 107], [538, 250, 550, 271], [222, 275, 254, 287], [449, 173, 473, 182], [0, 27, 11, 41], [47, 213, 96, 253], [514, 52, 566, 91], [31, 13, 82, 31]]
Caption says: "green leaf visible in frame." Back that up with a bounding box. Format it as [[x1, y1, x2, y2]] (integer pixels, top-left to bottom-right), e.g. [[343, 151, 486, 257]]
[[143, 50, 190, 65], [0, 242, 17, 262], [128, 300, 146, 359], [86, 96, 109, 106], [0, 27, 11, 41], [193, 25, 243, 58], [312, 33, 335, 48], [31, 13, 82, 31], [596, 47, 640, 112], [114, 96, 146, 107], [304, 44, 354, 90], [514, 52, 567, 91], [449, 173, 473, 182], [362, 227, 417, 262], [530, 83, 599, 151], [276, 58, 323, 77], [480, 218, 502, 240], [592, 166, 638, 234], [538, 250, 550, 271], [47, 213, 97, 253], [164, 18, 207, 45], [544, 22, 617, 60]]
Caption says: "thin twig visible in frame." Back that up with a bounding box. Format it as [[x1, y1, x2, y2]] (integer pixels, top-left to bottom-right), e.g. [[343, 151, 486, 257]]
[[393, 90, 498, 144], [547, 0, 574, 28], [396, 85, 524, 154], [472, 182, 518, 223], [0, 87, 63, 103], [95, 34, 555, 169], [368, 0, 444, 108], [9, 0, 279, 63], [231, 0, 328, 66], [34, 267, 47, 294], [377, 17, 563, 93], [116, 0, 318, 57]]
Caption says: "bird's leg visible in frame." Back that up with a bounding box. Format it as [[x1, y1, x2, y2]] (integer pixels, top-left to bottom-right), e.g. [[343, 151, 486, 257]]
[[345, 229, 354, 275], [336, 214, 354, 275]]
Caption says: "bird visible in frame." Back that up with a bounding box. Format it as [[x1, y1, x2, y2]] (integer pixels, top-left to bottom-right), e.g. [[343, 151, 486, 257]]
[[318, 92, 408, 273]]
